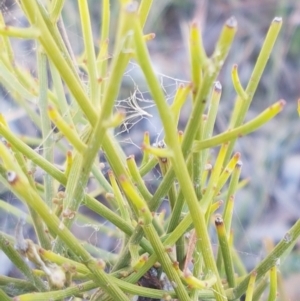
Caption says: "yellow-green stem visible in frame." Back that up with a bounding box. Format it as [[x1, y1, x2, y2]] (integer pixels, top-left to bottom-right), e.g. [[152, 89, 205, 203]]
[[0, 289, 11, 301], [50, 0, 65, 23], [132, 11, 226, 300], [245, 272, 257, 301], [78, 0, 100, 106], [233, 219, 300, 299], [0, 232, 47, 292], [215, 216, 236, 288], [193, 100, 285, 151], [37, 49, 54, 209], [0, 152, 130, 301], [267, 266, 277, 301], [226, 17, 282, 163]]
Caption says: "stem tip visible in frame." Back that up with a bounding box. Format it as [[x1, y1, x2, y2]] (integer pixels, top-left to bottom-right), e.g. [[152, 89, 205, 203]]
[[6, 171, 17, 184], [215, 81, 222, 92], [273, 16, 283, 23], [226, 16, 237, 28], [215, 215, 224, 226]]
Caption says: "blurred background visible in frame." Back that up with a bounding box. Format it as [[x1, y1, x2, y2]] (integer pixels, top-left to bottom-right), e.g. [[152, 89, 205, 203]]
[[0, 0, 300, 299]]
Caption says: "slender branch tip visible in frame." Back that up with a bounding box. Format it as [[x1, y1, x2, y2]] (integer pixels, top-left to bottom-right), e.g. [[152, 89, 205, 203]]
[[226, 16, 237, 28]]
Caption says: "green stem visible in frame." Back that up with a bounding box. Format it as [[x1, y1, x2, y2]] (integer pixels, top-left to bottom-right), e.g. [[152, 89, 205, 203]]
[[189, 238, 204, 301], [147, 17, 237, 230], [193, 100, 285, 151], [0, 124, 152, 252], [2, 118, 148, 239], [1, 158, 130, 300], [267, 266, 277, 301], [119, 171, 190, 300], [111, 226, 143, 272], [226, 17, 282, 163], [223, 162, 242, 235], [232, 218, 300, 299], [97, 0, 110, 100], [0, 25, 40, 38], [245, 272, 257, 301], [126, 155, 153, 202], [50, 0, 65, 23], [108, 170, 131, 221], [231, 64, 247, 100], [189, 21, 205, 97], [166, 156, 192, 233], [185, 17, 237, 153], [215, 216, 236, 288], [49, 61, 74, 126], [189, 21, 206, 201], [21, 1, 97, 122], [78, 0, 100, 105], [0, 59, 36, 100], [252, 276, 268, 301], [47, 105, 87, 153], [38, 1, 81, 81], [0, 289, 11, 301], [0, 276, 36, 295], [37, 49, 54, 209], [53, 2, 136, 253], [142, 224, 190, 301], [138, 0, 153, 28], [0, 12, 14, 64], [230, 17, 282, 128], [0, 123, 66, 184], [201, 81, 222, 170], [133, 12, 226, 300], [158, 154, 177, 210], [13, 148, 52, 250], [19, 4, 155, 254], [16, 278, 179, 301], [0, 232, 48, 292], [139, 156, 157, 176]]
